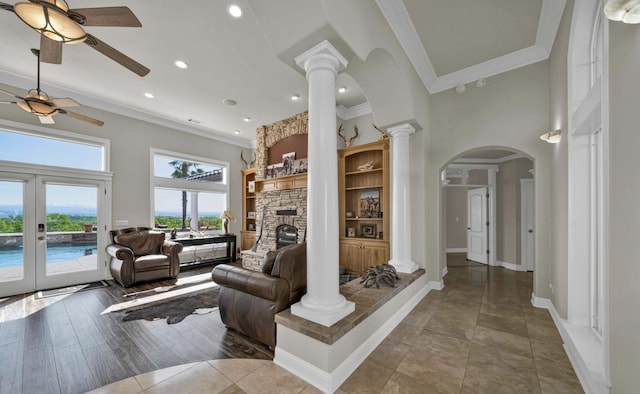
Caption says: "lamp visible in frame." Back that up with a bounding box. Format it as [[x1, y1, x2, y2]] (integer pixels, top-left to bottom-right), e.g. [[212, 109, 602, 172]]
[[14, 0, 87, 43], [16, 90, 58, 116], [220, 210, 234, 235], [604, 0, 640, 24], [540, 129, 562, 144]]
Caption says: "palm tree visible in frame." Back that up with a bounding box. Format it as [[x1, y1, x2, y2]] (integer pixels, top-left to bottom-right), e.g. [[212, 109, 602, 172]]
[[168, 160, 204, 230]]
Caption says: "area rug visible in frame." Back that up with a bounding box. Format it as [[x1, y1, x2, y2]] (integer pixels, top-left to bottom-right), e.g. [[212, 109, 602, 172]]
[[121, 286, 220, 324], [35, 280, 110, 299]]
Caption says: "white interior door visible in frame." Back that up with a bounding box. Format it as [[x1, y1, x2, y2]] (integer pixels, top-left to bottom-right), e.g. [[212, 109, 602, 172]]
[[521, 179, 535, 271], [467, 187, 488, 263]]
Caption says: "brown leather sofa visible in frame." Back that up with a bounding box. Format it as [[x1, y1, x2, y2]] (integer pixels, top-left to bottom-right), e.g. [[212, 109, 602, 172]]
[[211, 242, 307, 348], [106, 227, 183, 287]]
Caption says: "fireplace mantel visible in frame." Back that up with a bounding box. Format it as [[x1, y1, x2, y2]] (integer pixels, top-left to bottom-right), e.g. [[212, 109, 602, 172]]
[[255, 173, 307, 193]]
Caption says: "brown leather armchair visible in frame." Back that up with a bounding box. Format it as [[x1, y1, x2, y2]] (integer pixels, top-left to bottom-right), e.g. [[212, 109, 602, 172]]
[[106, 227, 183, 287], [211, 242, 307, 348]]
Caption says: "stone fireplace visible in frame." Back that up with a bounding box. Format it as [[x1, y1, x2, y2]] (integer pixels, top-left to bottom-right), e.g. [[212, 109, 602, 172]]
[[241, 112, 308, 270]]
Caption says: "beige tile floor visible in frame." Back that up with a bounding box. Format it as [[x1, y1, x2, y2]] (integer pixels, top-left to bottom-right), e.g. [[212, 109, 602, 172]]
[[88, 257, 583, 393]]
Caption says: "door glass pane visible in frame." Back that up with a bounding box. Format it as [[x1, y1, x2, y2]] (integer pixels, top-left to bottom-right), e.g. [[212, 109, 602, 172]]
[[45, 184, 98, 276], [0, 180, 24, 283]]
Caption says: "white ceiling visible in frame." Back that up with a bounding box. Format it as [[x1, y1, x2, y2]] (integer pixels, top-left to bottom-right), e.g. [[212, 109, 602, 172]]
[[0, 0, 565, 146]]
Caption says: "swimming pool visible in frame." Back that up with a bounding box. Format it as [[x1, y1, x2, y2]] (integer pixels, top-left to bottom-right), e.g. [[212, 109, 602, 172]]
[[0, 245, 98, 268]]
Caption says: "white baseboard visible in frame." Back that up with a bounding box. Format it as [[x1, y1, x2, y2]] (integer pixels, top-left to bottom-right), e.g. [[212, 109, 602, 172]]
[[531, 293, 609, 394], [441, 266, 448, 278], [446, 248, 467, 253], [275, 279, 435, 393], [498, 260, 527, 271]]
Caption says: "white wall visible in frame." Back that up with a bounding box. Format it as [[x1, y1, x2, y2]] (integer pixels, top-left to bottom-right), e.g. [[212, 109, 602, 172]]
[[428, 61, 553, 297], [608, 20, 640, 393]]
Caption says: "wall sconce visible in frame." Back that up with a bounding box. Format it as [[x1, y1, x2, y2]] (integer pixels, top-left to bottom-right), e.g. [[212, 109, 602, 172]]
[[605, 0, 640, 24], [540, 129, 562, 143]]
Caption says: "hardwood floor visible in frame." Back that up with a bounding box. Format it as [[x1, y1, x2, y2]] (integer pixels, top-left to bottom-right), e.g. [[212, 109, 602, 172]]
[[0, 264, 273, 394]]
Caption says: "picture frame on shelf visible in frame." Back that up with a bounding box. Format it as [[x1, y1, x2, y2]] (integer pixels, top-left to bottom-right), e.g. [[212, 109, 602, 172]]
[[282, 152, 296, 176], [360, 188, 380, 218], [360, 223, 376, 238], [247, 211, 256, 219], [248, 180, 255, 193]]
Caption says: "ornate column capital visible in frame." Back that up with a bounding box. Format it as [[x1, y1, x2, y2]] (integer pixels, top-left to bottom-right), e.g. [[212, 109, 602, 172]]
[[387, 123, 416, 139], [295, 40, 348, 77]]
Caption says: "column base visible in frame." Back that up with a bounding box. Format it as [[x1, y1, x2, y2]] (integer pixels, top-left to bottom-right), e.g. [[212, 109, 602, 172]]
[[290, 294, 355, 327], [389, 259, 419, 273]]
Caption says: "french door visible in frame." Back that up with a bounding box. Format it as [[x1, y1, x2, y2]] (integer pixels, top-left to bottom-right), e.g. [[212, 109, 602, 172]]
[[0, 171, 109, 297]]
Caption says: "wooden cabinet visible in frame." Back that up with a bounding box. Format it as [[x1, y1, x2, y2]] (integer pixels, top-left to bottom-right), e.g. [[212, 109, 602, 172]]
[[338, 140, 390, 274], [339, 238, 390, 274], [240, 168, 257, 250]]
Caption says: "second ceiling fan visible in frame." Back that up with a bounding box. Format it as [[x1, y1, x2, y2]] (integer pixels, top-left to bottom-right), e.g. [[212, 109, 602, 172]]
[[0, 0, 150, 76]]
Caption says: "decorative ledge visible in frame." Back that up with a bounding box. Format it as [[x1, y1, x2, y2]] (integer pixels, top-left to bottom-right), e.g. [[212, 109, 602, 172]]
[[255, 173, 307, 193], [275, 269, 425, 345]]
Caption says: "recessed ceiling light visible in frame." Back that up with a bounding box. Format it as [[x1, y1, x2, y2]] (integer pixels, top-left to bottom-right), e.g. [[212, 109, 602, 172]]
[[234, 130, 240, 135], [223, 99, 237, 106], [174, 60, 188, 69], [242, 117, 251, 122], [227, 4, 243, 18], [291, 94, 300, 101], [144, 92, 154, 98], [338, 87, 347, 94]]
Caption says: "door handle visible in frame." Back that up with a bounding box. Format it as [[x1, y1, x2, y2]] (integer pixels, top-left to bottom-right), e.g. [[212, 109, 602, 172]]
[[528, 229, 533, 233], [467, 227, 471, 230], [37, 236, 45, 241]]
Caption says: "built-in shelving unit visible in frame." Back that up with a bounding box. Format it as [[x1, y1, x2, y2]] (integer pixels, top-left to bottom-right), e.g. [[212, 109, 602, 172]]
[[338, 139, 390, 274], [241, 168, 257, 250]]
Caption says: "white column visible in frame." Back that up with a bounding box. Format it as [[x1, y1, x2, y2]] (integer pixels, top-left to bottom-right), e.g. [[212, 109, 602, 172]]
[[190, 192, 198, 231], [290, 41, 355, 326], [388, 124, 419, 273]]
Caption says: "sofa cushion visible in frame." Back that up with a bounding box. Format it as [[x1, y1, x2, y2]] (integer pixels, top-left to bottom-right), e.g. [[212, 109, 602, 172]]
[[134, 254, 170, 270], [115, 231, 165, 256], [260, 250, 279, 273]]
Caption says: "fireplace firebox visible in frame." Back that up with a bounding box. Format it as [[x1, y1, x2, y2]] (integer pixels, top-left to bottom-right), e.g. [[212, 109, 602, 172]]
[[276, 224, 298, 249]]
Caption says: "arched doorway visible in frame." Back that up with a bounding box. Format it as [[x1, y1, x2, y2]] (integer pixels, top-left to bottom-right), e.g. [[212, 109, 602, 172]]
[[441, 148, 535, 275]]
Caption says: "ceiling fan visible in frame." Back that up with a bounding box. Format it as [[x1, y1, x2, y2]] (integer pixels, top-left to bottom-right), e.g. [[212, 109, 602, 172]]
[[0, 0, 149, 76], [0, 48, 104, 126]]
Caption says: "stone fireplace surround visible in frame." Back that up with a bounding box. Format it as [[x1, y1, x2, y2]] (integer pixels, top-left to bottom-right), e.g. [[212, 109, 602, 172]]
[[241, 112, 308, 270]]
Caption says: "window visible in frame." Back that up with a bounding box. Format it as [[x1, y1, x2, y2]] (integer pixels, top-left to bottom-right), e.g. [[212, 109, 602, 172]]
[[0, 129, 105, 171], [151, 150, 228, 233]]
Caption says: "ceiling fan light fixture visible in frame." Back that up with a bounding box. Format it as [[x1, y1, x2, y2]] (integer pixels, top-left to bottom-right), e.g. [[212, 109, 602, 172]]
[[605, 0, 640, 23], [16, 99, 57, 117], [14, 1, 87, 44]]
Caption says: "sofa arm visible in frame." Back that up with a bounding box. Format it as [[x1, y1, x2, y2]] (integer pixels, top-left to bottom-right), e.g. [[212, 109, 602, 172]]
[[106, 244, 134, 262], [212, 265, 288, 302], [162, 240, 183, 258]]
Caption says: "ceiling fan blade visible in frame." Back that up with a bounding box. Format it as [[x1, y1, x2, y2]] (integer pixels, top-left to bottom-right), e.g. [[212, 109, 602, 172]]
[[50, 97, 80, 107], [58, 109, 104, 126], [0, 89, 22, 100], [39, 115, 55, 124], [84, 34, 149, 77], [0, 101, 17, 105], [0, 2, 14, 12], [69, 7, 142, 27], [40, 36, 63, 64]]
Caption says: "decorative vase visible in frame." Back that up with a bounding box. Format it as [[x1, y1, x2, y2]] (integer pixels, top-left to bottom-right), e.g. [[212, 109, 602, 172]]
[[83, 224, 93, 232]]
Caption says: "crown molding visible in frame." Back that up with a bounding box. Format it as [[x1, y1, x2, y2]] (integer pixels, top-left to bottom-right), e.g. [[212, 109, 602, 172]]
[[377, 0, 567, 94], [336, 102, 372, 120], [0, 70, 254, 149]]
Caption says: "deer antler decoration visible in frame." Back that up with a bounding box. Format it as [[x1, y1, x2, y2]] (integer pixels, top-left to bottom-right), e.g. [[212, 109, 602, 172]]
[[372, 124, 388, 140], [240, 151, 256, 169], [337, 124, 360, 147]]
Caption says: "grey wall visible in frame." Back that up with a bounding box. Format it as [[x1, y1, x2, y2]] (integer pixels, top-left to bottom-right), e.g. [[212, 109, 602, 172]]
[[609, 20, 640, 393], [445, 187, 467, 249], [0, 88, 247, 235]]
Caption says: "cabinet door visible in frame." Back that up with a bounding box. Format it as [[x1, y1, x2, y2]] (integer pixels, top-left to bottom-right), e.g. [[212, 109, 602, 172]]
[[360, 242, 389, 270], [340, 241, 362, 274], [241, 231, 256, 250]]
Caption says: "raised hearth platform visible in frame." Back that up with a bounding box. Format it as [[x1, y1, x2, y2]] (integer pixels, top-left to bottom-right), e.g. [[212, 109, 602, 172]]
[[275, 269, 425, 344]]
